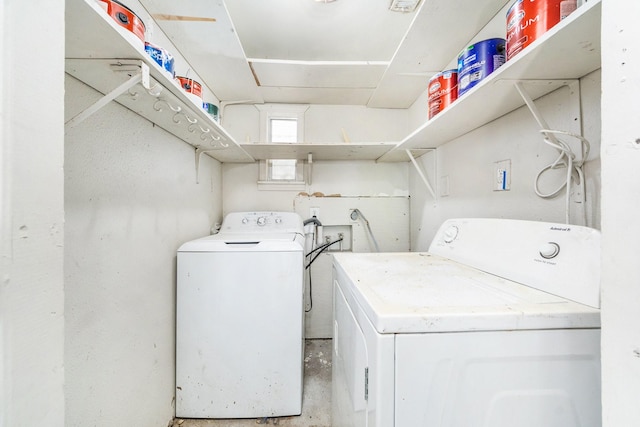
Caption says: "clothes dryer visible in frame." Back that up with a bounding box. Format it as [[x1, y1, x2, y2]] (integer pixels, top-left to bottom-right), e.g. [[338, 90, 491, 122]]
[[332, 218, 601, 427]]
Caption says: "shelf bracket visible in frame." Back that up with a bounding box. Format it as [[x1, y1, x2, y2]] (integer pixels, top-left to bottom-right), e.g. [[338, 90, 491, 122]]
[[194, 147, 227, 184], [65, 71, 143, 128], [513, 80, 582, 145], [406, 149, 436, 199], [195, 148, 209, 184]]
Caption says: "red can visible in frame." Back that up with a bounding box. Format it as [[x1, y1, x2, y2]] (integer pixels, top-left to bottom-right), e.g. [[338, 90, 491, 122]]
[[428, 70, 458, 120], [98, 0, 146, 44], [506, 0, 562, 60], [176, 76, 203, 100]]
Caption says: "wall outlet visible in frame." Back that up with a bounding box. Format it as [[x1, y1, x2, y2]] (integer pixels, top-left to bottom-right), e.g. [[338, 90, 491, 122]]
[[494, 159, 511, 191]]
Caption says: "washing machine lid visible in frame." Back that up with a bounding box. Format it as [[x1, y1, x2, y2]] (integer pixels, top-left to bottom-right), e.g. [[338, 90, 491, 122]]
[[178, 232, 304, 252], [332, 252, 600, 334]]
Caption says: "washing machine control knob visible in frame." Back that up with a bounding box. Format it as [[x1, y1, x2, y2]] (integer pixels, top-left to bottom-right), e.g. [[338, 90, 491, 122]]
[[275, 217, 282, 224], [242, 217, 249, 224], [257, 216, 267, 226], [443, 226, 459, 243], [539, 242, 560, 259]]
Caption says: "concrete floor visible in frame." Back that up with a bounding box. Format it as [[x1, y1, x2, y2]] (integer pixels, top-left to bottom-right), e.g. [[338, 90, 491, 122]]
[[173, 339, 332, 427]]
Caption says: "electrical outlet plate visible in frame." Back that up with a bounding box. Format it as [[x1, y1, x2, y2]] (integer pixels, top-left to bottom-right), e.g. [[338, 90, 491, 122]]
[[310, 207, 320, 218], [494, 159, 511, 191]]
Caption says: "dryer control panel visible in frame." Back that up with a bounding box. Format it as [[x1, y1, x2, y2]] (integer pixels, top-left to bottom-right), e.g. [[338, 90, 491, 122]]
[[429, 218, 602, 308]]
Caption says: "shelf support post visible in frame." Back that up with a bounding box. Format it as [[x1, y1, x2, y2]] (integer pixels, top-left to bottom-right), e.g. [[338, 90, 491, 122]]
[[65, 72, 142, 128], [406, 149, 436, 199], [307, 153, 313, 186]]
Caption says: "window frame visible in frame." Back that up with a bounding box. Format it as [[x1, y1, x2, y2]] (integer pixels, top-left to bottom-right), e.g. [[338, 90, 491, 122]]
[[256, 104, 309, 190]]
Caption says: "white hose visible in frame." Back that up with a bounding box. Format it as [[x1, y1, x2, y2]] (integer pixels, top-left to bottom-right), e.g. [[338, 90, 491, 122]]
[[351, 209, 380, 252]]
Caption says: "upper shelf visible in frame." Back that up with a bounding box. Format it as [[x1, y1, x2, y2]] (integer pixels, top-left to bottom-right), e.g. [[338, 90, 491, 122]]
[[240, 141, 397, 161], [379, 0, 602, 162], [66, 0, 601, 163], [65, 0, 254, 163]]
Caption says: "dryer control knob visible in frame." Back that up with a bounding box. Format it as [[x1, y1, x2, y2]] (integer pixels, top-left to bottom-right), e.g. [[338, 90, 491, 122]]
[[257, 216, 267, 226], [539, 242, 560, 259], [275, 217, 282, 224], [242, 217, 249, 224], [443, 226, 459, 243]]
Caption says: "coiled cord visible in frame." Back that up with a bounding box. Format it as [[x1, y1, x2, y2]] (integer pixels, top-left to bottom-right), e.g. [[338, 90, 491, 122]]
[[535, 129, 590, 225]]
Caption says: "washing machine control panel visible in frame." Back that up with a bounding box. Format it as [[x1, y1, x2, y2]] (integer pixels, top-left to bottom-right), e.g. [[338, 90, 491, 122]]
[[221, 212, 303, 233]]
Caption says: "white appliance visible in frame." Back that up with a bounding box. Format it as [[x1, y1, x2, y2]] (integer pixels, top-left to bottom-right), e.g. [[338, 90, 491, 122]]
[[176, 211, 305, 419], [332, 218, 601, 427]]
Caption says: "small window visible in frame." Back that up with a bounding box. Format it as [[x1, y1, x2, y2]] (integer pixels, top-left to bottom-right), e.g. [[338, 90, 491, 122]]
[[270, 118, 298, 143], [269, 118, 298, 180], [256, 105, 309, 190], [268, 159, 298, 180]]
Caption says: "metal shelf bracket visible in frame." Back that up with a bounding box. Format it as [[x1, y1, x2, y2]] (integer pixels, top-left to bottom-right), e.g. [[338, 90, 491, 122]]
[[406, 149, 436, 199], [513, 79, 582, 143], [65, 64, 148, 129], [195, 147, 227, 184]]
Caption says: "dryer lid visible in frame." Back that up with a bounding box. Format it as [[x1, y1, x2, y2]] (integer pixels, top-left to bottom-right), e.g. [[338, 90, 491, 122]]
[[333, 252, 600, 334]]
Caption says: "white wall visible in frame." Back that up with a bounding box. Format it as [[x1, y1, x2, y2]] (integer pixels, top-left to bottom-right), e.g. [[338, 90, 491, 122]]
[[409, 70, 602, 249], [0, 1, 65, 426], [222, 104, 408, 143], [223, 160, 409, 211], [222, 104, 411, 219], [600, 1, 640, 424], [64, 76, 222, 426]]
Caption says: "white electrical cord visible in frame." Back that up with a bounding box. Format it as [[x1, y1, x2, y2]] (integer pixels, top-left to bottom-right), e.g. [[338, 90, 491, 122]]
[[535, 129, 591, 225]]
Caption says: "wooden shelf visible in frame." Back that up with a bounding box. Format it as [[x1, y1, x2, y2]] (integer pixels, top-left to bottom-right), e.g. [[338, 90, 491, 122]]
[[65, 0, 254, 163], [240, 142, 398, 161], [378, 0, 602, 162]]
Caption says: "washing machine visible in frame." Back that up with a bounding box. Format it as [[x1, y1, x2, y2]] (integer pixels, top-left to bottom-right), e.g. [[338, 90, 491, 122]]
[[332, 218, 602, 427], [176, 211, 305, 419]]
